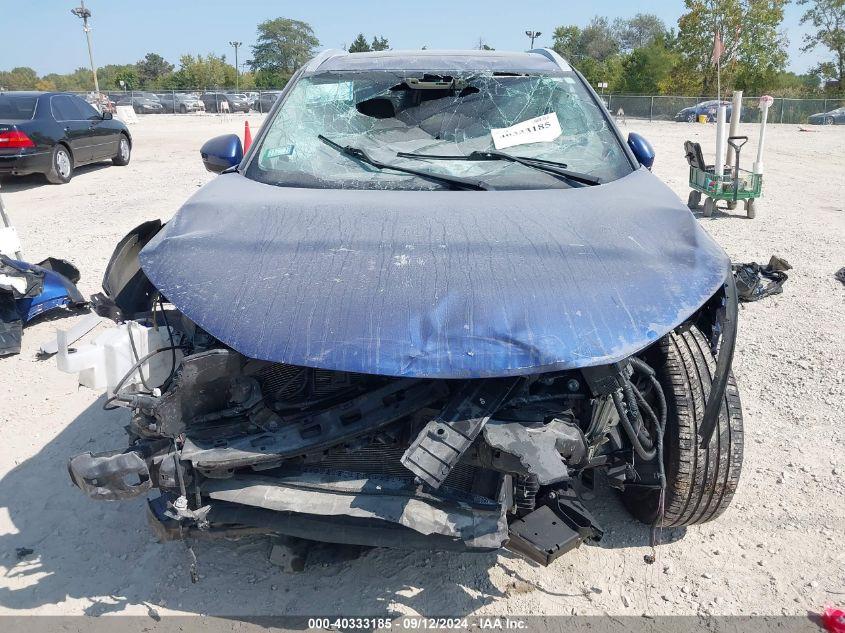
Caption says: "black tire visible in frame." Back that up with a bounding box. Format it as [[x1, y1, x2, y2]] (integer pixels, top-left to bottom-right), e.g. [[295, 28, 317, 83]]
[[180, 104, 187, 114], [687, 190, 701, 209], [825, 116, 835, 125], [45, 144, 73, 184], [622, 327, 744, 527], [112, 134, 131, 166], [686, 113, 696, 123]]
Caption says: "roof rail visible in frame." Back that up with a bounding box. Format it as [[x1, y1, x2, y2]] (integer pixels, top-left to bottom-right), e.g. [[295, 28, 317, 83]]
[[528, 48, 572, 72], [303, 49, 347, 73]]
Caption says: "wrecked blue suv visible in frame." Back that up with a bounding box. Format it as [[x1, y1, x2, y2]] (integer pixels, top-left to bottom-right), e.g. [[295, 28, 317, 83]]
[[64, 49, 743, 566]]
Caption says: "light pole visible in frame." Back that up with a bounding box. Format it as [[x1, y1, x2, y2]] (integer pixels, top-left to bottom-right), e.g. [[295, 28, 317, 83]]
[[229, 41, 242, 92], [525, 30, 542, 49], [71, 1, 99, 97]]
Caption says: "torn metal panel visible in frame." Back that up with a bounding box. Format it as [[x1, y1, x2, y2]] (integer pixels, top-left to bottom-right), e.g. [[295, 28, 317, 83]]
[[179, 378, 447, 472], [0, 292, 22, 356], [69, 451, 153, 501], [201, 472, 508, 548], [483, 416, 587, 485], [102, 219, 162, 318], [147, 498, 501, 552], [140, 169, 729, 378], [1, 254, 85, 356], [401, 377, 520, 488]]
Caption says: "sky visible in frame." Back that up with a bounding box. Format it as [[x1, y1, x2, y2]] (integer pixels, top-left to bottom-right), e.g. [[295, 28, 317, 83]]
[[2, 0, 824, 76]]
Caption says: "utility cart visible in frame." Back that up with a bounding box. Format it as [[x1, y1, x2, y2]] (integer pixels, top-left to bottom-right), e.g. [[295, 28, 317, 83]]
[[686, 135, 763, 219]]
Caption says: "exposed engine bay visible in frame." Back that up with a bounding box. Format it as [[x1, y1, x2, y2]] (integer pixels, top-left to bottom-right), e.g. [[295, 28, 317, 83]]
[[63, 297, 713, 565]]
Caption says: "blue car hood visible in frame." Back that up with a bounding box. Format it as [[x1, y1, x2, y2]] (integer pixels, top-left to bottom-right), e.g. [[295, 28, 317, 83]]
[[140, 169, 729, 378]]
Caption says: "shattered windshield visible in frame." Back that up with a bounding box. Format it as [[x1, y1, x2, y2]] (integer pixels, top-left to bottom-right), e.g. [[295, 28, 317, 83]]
[[246, 70, 632, 190]]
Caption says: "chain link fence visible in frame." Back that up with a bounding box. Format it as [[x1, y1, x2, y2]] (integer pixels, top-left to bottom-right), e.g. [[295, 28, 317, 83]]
[[68, 89, 287, 115], [65, 88, 845, 125], [603, 94, 845, 124]]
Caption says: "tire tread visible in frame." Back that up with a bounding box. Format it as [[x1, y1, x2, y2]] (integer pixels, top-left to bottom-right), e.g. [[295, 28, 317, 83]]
[[622, 327, 743, 527]]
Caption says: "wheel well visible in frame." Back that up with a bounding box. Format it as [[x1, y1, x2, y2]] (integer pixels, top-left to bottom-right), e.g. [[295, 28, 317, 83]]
[[57, 141, 73, 161]]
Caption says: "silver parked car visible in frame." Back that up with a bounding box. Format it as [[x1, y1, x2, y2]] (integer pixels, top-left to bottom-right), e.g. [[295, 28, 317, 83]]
[[156, 93, 205, 114]]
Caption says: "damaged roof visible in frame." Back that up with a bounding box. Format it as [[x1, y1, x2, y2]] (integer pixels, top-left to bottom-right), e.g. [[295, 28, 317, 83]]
[[308, 48, 572, 74]]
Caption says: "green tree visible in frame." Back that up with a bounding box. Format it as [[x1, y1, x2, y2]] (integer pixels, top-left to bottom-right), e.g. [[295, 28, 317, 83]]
[[551, 25, 581, 61], [618, 35, 679, 93], [770, 70, 824, 95], [349, 34, 371, 53], [371, 35, 390, 51], [97, 64, 140, 90], [581, 17, 620, 61], [552, 17, 620, 64], [577, 56, 624, 91], [552, 17, 622, 89], [176, 54, 236, 89], [0, 67, 38, 90], [253, 68, 290, 89], [676, 0, 788, 95], [734, 0, 789, 94], [613, 14, 667, 51], [250, 18, 319, 76], [39, 68, 92, 91], [798, 0, 845, 85], [136, 53, 175, 88]]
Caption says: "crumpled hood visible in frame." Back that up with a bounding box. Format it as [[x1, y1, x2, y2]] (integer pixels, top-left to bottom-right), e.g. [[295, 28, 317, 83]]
[[140, 169, 729, 378]]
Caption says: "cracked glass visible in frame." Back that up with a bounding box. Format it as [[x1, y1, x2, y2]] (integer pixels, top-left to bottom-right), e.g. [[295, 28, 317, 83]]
[[246, 70, 632, 190]]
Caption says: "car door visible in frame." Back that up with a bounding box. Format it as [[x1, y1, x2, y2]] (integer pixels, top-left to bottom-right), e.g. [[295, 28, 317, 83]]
[[50, 95, 93, 163], [73, 95, 118, 160]]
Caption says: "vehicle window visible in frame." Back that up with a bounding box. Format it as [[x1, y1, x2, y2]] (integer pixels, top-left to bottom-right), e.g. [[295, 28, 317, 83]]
[[73, 96, 101, 119], [0, 94, 38, 119], [51, 95, 85, 121], [247, 70, 632, 191]]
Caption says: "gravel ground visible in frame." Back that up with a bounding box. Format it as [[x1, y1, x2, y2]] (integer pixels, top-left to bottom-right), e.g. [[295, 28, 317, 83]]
[[0, 115, 843, 618]]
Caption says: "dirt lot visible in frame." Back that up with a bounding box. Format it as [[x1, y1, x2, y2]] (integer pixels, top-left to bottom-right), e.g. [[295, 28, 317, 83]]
[[0, 114, 843, 618]]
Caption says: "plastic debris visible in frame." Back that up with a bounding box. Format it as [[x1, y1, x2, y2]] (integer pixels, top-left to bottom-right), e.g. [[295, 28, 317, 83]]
[[822, 606, 845, 633]]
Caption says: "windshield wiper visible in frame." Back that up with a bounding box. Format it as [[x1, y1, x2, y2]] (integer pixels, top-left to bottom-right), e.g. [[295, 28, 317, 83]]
[[317, 135, 490, 191], [396, 149, 602, 186]]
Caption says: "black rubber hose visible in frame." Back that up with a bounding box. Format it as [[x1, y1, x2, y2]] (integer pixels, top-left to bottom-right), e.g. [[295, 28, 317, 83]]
[[630, 375, 667, 491], [612, 389, 657, 461], [622, 379, 654, 449]]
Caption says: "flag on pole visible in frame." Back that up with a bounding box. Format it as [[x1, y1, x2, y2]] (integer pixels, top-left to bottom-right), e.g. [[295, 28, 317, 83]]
[[711, 31, 725, 66]]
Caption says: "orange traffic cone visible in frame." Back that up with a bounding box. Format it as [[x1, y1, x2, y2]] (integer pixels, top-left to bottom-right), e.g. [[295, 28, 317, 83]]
[[244, 120, 253, 152]]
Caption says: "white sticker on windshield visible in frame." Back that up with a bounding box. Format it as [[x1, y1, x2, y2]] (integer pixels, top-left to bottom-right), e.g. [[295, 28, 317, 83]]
[[490, 113, 562, 150]]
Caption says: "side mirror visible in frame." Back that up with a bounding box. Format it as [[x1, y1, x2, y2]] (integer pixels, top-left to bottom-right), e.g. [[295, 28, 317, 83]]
[[627, 132, 655, 169], [200, 134, 243, 173], [101, 111, 113, 120]]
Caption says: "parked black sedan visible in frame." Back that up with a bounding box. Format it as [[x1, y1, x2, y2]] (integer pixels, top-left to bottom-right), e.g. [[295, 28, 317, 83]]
[[0, 91, 131, 184], [807, 107, 845, 125]]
